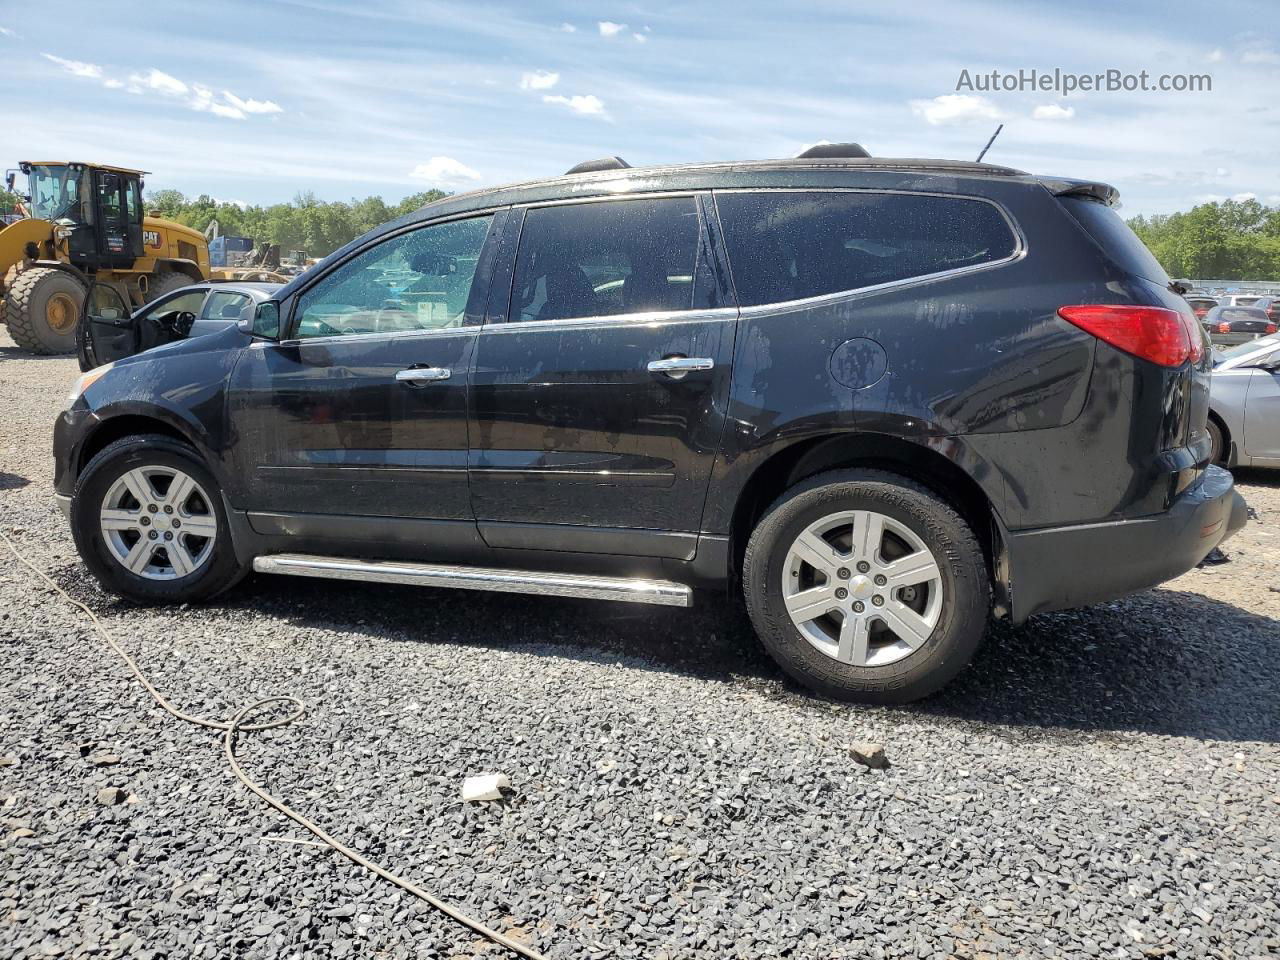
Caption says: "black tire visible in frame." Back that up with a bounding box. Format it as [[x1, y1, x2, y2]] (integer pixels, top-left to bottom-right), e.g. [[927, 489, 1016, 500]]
[[1206, 417, 1226, 465], [71, 434, 246, 603], [3, 267, 87, 354], [742, 469, 990, 704], [145, 270, 193, 303]]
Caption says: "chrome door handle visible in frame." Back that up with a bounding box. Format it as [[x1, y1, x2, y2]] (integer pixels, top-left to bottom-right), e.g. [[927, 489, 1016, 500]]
[[647, 356, 715, 379], [395, 366, 451, 384]]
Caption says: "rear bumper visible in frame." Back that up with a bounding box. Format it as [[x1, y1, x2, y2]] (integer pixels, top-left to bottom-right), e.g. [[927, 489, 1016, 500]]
[[1006, 465, 1246, 622]]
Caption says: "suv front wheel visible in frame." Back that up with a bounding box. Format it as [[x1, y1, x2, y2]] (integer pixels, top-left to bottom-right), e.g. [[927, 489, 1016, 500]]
[[72, 434, 245, 603], [743, 469, 990, 704]]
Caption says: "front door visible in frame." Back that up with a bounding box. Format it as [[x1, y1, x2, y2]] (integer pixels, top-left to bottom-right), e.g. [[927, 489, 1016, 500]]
[[225, 211, 503, 546], [92, 171, 143, 267], [468, 195, 736, 559], [78, 283, 135, 369]]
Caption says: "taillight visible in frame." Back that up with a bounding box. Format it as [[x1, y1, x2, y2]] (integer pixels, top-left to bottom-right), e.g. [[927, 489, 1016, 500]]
[[1058, 305, 1194, 368], [1194, 307, 1207, 317], [1217, 322, 1231, 334], [1267, 323, 1278, 334]]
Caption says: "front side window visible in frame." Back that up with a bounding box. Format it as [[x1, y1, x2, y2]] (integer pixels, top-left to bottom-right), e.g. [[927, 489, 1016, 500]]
[[140, 289, 206, 321], [509, 197, 703, 323], [202, 291, 253, 321], [715, 191, 1018, 307], [295, 214, 493, 339]]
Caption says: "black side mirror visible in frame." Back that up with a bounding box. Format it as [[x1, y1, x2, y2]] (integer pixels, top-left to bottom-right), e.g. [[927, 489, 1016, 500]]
[[242, 301, 281, 339]]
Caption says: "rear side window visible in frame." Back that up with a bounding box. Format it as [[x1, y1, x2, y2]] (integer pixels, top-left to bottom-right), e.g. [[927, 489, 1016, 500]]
[[202, 291, 252, 321], [1060, 197, 1170, 286], [509, 197, 704, 323], [714, 191, 1017, 307]]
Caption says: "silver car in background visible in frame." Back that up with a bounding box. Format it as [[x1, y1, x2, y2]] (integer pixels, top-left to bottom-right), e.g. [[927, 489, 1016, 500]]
[[1209, 336, 1280, 468]]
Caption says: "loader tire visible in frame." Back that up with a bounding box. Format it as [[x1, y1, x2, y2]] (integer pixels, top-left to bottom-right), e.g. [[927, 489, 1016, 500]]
[[3, 267, 87, 355], [145, 270, 193, 303]]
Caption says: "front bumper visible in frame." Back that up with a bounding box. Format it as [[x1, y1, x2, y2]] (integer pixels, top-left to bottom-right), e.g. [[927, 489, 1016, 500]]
[[1006, 465, 1247, 622]]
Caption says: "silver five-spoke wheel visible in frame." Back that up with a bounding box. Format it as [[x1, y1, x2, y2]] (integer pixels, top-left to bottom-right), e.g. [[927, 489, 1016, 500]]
[[99, 466, 218, 580], [781, 509, 943, 667]]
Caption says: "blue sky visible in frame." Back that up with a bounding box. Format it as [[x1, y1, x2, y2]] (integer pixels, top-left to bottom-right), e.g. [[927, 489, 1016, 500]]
[[2, 0, 1277, 216]]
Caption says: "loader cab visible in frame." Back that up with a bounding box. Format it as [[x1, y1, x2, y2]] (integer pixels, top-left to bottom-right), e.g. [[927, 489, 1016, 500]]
[[20, 162, 145, 268]]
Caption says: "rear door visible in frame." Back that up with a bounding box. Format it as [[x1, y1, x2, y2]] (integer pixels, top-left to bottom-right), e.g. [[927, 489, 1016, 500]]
[[467, 194, 736, 558]]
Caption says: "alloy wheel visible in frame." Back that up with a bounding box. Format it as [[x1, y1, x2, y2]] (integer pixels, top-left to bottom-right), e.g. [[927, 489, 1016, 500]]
[[780, 509, 943, 667], [99, 466, 217, 580]]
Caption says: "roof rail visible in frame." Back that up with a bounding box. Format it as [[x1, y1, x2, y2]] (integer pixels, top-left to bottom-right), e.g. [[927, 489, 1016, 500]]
[[565, 156, 632, 175], [795, 142, 871, 159]]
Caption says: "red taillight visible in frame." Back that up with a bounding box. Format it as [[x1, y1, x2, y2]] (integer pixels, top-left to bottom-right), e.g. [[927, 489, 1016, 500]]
[[1058, 305, 1194, 368], [1217, 321, 1231, 334], [1194, 307, 1208, 317], [1267, 323, 1278, 334]]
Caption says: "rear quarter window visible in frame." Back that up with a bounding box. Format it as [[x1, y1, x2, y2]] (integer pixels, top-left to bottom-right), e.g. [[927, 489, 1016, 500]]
[[1059, 196, 1169, 286], [715, 190, 1017, 307]]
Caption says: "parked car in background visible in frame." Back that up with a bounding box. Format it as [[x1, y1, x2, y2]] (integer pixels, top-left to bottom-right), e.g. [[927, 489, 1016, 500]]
[[1202, 305, 1277, 346], [1247, 296, 1280, 325], [53, 147, 1246, 703], [1208, 335, 1280, 467], [1185, 294, 1221, 320], [77, 281, 283, 370]]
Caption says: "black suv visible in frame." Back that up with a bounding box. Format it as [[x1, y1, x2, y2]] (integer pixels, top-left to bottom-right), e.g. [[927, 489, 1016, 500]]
[[54, 147, 1247, 703]]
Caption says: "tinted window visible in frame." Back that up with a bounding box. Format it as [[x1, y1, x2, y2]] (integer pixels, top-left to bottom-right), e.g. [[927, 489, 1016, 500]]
[[1060, 197, 1170, 285], [509, 198, 702, 323], [1220, 308, 1267, 321], [715, 191, 1016, 307], [296, 214, 493, 339], [202, 291, 253, 321]]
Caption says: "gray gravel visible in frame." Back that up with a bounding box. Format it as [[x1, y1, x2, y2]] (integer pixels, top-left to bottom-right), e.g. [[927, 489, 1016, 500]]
[[2, 329, 1279, 959]]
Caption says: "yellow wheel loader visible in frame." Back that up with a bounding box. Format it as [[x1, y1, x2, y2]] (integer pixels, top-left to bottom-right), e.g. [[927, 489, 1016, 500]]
[[0, 162, 210, 354]]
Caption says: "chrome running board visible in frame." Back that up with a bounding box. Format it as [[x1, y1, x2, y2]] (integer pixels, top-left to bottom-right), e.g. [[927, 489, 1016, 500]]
[[252, 553, 693, 607]]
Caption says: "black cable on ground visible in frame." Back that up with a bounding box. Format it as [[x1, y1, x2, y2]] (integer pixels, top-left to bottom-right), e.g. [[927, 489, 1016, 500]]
[[1, 529, 549, 960]]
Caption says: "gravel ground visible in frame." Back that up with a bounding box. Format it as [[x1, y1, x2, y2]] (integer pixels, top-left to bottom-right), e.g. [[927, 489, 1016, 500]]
[[2, 328, 1278, 960]]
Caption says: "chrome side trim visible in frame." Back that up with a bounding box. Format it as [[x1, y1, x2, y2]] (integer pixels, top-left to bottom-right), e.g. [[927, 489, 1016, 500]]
[[484, 306, 737, 335], [252, 553, 693, 607]]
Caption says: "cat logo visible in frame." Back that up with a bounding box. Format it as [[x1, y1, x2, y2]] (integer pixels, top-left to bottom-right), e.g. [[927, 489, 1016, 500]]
[[143, 230, 162, 248]]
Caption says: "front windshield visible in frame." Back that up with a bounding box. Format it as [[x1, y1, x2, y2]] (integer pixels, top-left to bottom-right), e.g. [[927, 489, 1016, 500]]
[[1214, 336, 1279, 367], [28, 164, 84, 222]]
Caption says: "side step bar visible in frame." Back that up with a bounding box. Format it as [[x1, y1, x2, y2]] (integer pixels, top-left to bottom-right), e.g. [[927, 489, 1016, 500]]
[[252, 554, 693, 607]]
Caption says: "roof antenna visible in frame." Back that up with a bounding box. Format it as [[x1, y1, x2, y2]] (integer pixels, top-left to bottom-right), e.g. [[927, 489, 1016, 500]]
[[975, 123, 1003, 163]]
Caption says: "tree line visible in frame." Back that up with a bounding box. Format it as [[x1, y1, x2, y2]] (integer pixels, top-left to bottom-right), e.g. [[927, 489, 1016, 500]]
[[6, 185, 1280, 279], [142, 189, 449, 258], [1126, 198, 1280, 281]]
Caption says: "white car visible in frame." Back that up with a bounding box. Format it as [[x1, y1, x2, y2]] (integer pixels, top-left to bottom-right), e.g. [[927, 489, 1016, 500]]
[[1209, 336, 1280, 468]]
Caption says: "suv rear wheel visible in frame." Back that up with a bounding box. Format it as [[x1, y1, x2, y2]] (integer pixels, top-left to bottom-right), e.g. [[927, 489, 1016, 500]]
[[742, 469, 990, 703], [72, 434, 245, 602]]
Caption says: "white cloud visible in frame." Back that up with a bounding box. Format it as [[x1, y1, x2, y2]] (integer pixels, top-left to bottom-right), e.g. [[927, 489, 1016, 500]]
[[519, 70, 559, 91], [1195, 192, 1259, 203], [598, 21, 627, 37], [909, 94, 1003, 126], [42, 53, 103, 79], [0, 25, 18, 38], [1240, 40, 1280, 65], [409, 156, 482, 186], [130, 68, 188, 97], [558, 22, 576, 33], [1032, 104, 1075, 121], [634, 33, 647, 43], [223, 91, 283, 115], [542, 93, 607, 116], [1208, 48, 1224, 62]]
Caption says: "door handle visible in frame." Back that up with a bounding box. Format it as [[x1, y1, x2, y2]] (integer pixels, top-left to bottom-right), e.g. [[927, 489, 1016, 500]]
[[395, 366, 451, 384], [647, 356, 715, 379]]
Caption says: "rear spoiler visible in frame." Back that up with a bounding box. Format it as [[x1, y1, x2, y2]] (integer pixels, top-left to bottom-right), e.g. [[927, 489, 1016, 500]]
[[1038, 177, 1120, 207]]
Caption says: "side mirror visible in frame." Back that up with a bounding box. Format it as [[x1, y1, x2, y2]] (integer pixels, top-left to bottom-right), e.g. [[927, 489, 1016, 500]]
[[242, 301, 281, 339]]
